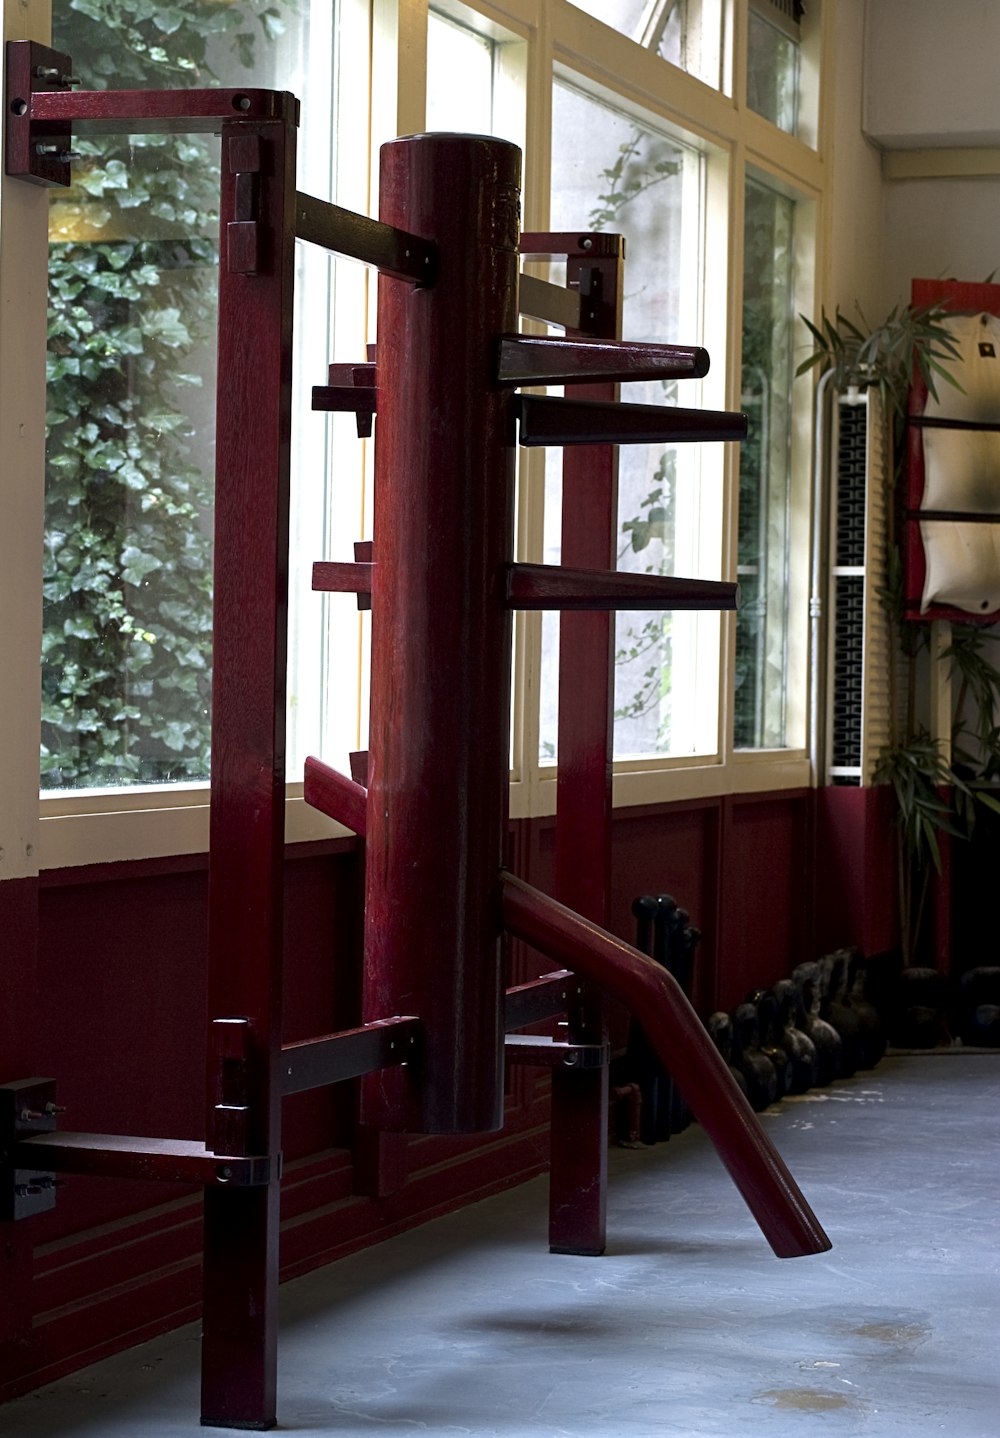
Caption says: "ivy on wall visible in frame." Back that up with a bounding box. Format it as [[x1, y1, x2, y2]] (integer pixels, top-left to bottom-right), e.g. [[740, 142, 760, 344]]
[[43, 0, 283, 787]]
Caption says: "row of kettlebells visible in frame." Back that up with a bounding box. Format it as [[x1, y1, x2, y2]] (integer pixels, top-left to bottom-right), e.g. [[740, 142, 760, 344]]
[[706, 949, 887, 1114]]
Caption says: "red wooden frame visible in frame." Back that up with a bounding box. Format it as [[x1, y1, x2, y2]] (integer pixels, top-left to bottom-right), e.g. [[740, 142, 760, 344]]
[[4, 45, 829, 1430]]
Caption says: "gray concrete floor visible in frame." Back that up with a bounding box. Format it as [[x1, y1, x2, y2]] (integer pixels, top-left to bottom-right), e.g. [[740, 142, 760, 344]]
[[4, 1054, 999, 1437]]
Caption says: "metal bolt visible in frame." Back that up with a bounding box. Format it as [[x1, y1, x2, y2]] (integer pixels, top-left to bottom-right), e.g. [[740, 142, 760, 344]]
[[33, 144, 79, 162], [580, 236, 594, 250], [10, 99, 27, 117], [216, 1165, 233, 1183], [563, 1052, 579, 1067]]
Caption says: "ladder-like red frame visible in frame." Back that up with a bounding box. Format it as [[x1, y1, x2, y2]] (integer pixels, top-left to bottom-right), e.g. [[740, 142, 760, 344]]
[[3, 47, 829, 1431]]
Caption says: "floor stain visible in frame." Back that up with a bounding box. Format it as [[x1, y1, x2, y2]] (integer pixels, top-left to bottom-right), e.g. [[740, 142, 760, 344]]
[[755, 1387, 855, 1412], [853, 1321, 930, 1345]]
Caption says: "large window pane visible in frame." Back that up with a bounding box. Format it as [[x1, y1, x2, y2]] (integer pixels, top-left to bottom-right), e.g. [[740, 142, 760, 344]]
[[735, 176, 796, 748], [545, 80, 719, 763], [569, 0, 724, 90], [43, 0, 366, 789]]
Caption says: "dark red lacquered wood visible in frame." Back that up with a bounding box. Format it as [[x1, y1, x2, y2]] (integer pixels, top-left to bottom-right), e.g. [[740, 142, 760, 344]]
[[295, 191, 435, 284], [521, 232, 624, 259], [23, 83, 298, 133], [362, 134, 521, 1136], [4, 41, 74, 186], [497, 335, 709, 387], [201, 113, 297, 1431], [328, 362, 377, 386], [303, 755, 368, 836], [504, 970, 575, 1030], [507, 563, 738, 611], [500, 872, 832, 1259], [281, 1017, 420, 1096], [311, 384, 378, 416], [546, 239, 624, 1257], [518, 394, 748, 446], [14, 1134, 271, 1186], [311, 560, 373, 597], [518, 273, 581, 329]]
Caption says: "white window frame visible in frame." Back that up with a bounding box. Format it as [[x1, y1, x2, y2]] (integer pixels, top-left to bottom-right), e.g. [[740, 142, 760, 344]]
[[0, 0, 832, 871]]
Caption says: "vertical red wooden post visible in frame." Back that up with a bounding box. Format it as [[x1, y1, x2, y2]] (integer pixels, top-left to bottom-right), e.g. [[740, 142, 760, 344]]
[[362, 134, 521, 1135], [548, 238, 625, 1255], [201, 110, 297, 1431]]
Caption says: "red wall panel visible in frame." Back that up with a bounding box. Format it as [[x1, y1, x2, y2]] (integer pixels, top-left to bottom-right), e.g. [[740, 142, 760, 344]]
[[1, 785, 891, 1401]]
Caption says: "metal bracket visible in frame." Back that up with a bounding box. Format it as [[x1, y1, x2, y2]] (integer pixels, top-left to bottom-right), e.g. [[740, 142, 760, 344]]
[[5, 41, 75, 187], [504, 1034, 609, 1070], [1, 1079, 59, 1221]]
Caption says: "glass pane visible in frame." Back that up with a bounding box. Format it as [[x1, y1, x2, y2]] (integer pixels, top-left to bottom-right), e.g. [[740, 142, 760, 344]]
[[43, 5, 225, 788], [44, 1, 365, 789], [746, 9, 799, 134], [570, 0, 647, 31], [735, 177, 796, 749], [427, 11, 494, 132], [569, 0, 724, 90], [543, 81, 717, 764]]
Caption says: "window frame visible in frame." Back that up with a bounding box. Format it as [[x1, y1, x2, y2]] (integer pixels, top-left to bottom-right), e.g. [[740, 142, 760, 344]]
[[1, 0, 831, 869]]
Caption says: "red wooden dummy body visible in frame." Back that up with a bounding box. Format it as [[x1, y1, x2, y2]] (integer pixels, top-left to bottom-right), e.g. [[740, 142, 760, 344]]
[[3, 48, 829, 1430]]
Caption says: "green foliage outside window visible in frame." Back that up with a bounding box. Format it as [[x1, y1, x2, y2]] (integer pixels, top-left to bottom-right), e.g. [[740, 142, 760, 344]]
[[43, 0, 284, 787]]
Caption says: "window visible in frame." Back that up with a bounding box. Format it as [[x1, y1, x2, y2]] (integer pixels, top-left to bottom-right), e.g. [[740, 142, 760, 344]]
[[746, 0, 803, 136], [569, 0, 726, 90], [544, 80, 721, 762], [735, 172, 810, 750], [2, 0, 829, 868], [42, 0, 369, 792]]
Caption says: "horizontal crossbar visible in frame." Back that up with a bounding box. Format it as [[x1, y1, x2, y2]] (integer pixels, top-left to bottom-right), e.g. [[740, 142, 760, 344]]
[[507, 564, 739, 612], [517, 395, 748, 446], [518, 273, 582, 330], [497, 335, 709, 386], [280, 1017, 420, 1096], [295, 191, 435, 285], [13, 1133, 272, 1186], [504, 970, 576, 1029], [22, 85, 298, 133], [303, 754, 368, 837]]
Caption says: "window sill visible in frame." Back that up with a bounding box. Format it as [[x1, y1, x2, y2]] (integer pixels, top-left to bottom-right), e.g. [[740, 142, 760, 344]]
[[38, 753, 813, 870], [38, 782, 349, 871]]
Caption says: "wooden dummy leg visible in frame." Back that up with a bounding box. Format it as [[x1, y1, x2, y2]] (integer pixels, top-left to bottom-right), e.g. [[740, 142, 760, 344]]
[[546, 240, 623, 1255], [200, 113, 297, 1431]]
